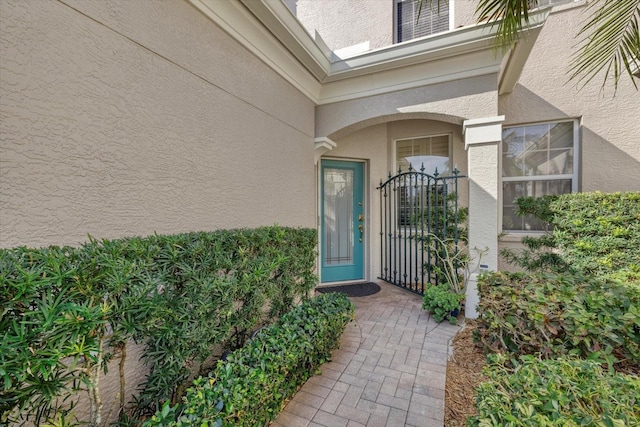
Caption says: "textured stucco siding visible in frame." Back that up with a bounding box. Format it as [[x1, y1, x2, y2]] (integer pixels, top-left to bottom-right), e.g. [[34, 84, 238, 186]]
[[0, 0, 316, 249], [295, 0, 393, 51], [452, 0, 479, 28]]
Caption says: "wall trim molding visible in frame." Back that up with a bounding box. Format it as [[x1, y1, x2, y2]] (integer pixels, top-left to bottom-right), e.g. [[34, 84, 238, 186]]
[[314, 137, 337, 164], [189, 0, 548, 105], [463, 116, 506, 149]]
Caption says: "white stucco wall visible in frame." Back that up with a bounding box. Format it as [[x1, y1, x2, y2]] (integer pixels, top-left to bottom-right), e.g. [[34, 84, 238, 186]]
[[0, 0, 316, 249], [294, 0, 482, 52], [1, 0, 316, 422], [317, 74, 499, 140], [452, 0, 479, 28], [295, 0, 393, 51]]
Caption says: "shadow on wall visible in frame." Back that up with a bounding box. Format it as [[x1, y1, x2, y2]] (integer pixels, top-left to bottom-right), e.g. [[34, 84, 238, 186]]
[[580, 126, 640, 192]]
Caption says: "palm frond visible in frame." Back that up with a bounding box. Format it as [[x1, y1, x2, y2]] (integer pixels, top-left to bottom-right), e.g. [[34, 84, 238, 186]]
[[569, 0, 640, 92], [475, 0, 536, 51], [416, 0, 442, 19]]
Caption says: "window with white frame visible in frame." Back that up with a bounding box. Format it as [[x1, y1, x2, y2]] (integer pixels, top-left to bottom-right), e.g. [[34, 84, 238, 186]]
[[395, 135, 451, 226], [502, 120, 579, 232], [395, 0, 450, 43], [396, 134, 451, 173]]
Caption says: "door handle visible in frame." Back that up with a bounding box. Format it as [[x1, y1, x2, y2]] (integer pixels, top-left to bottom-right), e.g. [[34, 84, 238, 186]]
[[358, 214, 364, 222]]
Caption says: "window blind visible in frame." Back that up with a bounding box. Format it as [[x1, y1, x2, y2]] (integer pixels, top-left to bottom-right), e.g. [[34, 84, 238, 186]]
[[396, 0, 450, 43]]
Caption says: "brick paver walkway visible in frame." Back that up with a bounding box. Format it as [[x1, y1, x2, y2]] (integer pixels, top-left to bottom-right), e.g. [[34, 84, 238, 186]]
[[272, 281, 460, 427]]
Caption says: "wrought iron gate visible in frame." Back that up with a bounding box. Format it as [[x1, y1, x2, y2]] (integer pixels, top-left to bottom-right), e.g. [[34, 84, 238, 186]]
[[377, 166, 464, 295]]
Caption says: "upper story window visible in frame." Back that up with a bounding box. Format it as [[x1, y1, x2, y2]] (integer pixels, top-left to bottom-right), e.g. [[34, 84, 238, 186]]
[[502, 120, 579, 232], [395, 0, 450, 43]]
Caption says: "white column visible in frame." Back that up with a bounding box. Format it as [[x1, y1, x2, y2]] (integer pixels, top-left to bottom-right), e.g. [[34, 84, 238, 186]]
[[462, 116, 504, 319]]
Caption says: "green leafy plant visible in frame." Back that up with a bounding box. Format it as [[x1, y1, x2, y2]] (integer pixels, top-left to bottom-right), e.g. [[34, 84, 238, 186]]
[[470, 354, 640, 426], [424, 233, 487, 295], [0, 246, 106, 426], [502, 192, 640, 275], [472, 192, 640, 425], [143, 293, 354, 427], [475, 271, 640, 372], [422, 284, 464, 324], [1, 226, 317, 426], [413, 191, 476, 293]]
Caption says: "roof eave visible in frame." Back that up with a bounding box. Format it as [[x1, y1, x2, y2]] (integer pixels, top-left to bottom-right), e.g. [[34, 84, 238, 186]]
[[498, 10, 549, 94], [190, 0, 548, 104]]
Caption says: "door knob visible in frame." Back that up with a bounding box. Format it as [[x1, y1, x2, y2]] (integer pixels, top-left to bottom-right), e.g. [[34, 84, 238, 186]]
[[358, 214, 364, 221]]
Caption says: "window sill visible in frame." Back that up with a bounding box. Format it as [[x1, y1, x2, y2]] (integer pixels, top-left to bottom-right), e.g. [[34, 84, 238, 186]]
[[548, 0, 587, 14], [499, 231, 547, 243]]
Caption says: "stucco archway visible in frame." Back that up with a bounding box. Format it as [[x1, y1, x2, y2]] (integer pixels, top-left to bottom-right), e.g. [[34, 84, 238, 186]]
[[315, 74, 499, 141]]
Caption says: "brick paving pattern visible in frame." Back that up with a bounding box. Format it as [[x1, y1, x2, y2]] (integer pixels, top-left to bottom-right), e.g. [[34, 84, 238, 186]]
[[272, 281, 460, 427]]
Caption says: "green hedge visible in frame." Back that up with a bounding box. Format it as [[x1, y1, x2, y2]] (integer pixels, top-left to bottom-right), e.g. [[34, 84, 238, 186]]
[[476, 271, 640, 368], [470, 355, 640, 426], [485, 192, 640, 366], [551, 192, 640, 275], [503, 192, 640, 275], [473, 192, 640, 426], [0, 226, 316, 426], [144, 292, 354, 427]]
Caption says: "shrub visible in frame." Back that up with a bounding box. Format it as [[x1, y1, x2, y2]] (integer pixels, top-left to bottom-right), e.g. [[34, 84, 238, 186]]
[[470, 355, 640, 426], [0, 246, 107, 426], [475, 271, 640, 370], [473, 192, 640, 426], [422, 284, 464, 324], [0, 226, 316, 426], [502, 192, 640, 275], [143, 293, 354, 427], [551, 192, 640, 275]]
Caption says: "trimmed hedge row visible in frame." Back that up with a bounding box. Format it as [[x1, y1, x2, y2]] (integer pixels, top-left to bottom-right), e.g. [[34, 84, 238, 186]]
[[144, 292, 354, 427], [484, 192, 640, 367], [470, 355, 640, 426], [503, 192, 640, 275], [476, 271, 640, 368], [551, 192, 640, 275], [1, 226, 316, 426]]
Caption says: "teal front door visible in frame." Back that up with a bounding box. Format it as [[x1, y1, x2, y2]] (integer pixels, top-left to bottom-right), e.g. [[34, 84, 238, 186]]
[[321, 160, 364, 283]]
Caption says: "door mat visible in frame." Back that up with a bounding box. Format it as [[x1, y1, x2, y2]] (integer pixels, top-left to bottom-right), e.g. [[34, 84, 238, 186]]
[[316, 282, 381, 297]]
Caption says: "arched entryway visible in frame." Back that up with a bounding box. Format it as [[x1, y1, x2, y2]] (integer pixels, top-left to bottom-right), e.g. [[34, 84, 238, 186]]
[[316, 114, 470, 286]]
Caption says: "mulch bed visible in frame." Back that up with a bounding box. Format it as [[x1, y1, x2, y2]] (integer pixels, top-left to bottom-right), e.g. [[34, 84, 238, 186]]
[[444, 320, 486, 427]]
